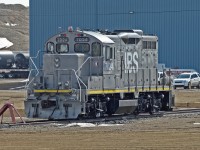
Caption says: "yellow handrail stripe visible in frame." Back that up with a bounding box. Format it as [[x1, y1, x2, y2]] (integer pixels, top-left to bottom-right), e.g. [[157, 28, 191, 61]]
[[34, 89, 72, 93]]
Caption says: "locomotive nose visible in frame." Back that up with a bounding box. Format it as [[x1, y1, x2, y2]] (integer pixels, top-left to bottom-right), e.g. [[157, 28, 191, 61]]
[[42, 53, 89, 90], [43, 53, 87, 72]]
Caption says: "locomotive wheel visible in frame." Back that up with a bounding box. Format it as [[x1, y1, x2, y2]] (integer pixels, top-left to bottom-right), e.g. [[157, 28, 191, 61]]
[[149, 106, 156, 115], [133, 108, 139, 116]]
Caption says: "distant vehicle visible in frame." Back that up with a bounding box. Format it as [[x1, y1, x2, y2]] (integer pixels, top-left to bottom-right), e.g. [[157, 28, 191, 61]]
[[173, 72, 200, 89], [158, 71, 174, 86], [166, 69, 196, 78]]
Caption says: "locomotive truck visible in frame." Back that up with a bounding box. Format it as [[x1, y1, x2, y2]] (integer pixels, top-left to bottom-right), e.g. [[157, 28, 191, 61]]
[[25, 27, 173, 119]]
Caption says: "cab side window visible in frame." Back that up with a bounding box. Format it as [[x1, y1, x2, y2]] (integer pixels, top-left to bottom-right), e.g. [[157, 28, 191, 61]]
[[92, 42, 101, 56], [103, 46, 114, 61], [74, 43, 90, 53]]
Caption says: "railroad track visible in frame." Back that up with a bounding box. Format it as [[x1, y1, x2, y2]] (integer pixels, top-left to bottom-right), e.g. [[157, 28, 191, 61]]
[[7, 113, 162, 126], [164, 108, 200, 115], [6, 108, 200, 127]]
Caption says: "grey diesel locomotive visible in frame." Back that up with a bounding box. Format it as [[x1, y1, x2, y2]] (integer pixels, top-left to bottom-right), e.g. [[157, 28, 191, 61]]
[[25, 27, 173, 119]]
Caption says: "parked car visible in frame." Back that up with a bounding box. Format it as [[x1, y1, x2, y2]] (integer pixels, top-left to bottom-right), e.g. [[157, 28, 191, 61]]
[[173, 72, 200, 89]]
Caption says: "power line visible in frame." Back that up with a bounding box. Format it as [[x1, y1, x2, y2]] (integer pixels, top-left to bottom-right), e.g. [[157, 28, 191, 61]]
[[0, 9, 200, 17], [99, 9, 200, 15]]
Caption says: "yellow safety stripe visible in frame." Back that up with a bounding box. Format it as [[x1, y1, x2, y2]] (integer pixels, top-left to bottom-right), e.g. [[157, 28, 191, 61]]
[[34, 89, 72, 93], [34, 87, 170, 94], [87, 87, 170, 95]]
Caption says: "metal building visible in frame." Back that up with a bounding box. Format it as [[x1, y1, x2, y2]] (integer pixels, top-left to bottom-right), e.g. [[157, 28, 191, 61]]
[[30, 0, 200, 71]]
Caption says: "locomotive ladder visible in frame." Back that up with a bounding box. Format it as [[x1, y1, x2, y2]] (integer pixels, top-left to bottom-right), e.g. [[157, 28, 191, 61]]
[[0, 102, 25, 124]]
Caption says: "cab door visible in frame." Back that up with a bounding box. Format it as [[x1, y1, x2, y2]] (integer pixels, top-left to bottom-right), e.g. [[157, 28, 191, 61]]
[[103, 45, 115, 89], [103, 45, 115, 73]]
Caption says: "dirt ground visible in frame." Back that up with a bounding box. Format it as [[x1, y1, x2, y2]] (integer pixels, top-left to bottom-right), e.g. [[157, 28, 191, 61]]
[[0, 115, 200, 150], [0, 89, 200, 150]]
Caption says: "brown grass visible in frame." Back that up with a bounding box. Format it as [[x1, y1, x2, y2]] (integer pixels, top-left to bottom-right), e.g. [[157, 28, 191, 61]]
[[0, 129, 199, 150]]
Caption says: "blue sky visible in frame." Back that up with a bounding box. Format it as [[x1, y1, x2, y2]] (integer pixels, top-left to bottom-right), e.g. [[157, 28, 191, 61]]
[[0, 0, 29, 6]]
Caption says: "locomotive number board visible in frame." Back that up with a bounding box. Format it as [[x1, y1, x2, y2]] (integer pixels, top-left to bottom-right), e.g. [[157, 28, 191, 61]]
[[74, 37, 90, 42], [56, 37, 69, 43]]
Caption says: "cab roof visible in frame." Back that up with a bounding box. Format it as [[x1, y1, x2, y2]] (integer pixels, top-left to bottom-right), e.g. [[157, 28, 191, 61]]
[[83, 31, 115, 44]]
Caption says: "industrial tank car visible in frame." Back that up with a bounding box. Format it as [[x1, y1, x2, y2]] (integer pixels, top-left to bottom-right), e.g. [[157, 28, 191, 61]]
[[25, 27, 173, 119], [14, 52, 29, 69], [0, 51, 29, 78], [0, 51, 15, 69]]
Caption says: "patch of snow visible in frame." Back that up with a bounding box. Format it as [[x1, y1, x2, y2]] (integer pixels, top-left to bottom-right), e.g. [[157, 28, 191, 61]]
[[65, 123, 96, 128], [5, 23, 18, 27], [59, 123, 124, 128], [51, 123, 64, 126], [20, 79, 29, 82], [5, 23, 10, 26], [193, 123, 200, 125], [0, 50, 13, 54], [0, 37, 13, 49], [11, 23, 18, 26], [98, 124, 124, 127]]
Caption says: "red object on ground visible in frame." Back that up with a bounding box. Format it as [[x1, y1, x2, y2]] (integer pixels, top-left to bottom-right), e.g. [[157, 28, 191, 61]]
[[0, 102, 25, 124]]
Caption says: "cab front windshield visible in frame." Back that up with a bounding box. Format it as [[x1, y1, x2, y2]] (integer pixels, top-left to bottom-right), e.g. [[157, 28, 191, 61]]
[[177, 74, 190, 79]]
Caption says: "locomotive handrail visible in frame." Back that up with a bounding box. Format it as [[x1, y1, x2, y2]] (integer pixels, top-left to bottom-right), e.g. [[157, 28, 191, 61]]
[[25, 50, 41, 88], [76, 57, 91, 73], [124, 67, 163, 90], [25, 69, 43, 88], [76, 56, 103, 74], [56, 69, 87, 102]]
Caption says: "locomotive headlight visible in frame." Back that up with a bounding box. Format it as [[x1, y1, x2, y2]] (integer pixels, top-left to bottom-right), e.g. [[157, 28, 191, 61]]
[[54, 57, 60, 68], [55, 63, 60, 68], [54, 57, 60, 63]]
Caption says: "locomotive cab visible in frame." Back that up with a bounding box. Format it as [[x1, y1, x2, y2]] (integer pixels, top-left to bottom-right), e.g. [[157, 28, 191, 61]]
[[25, 29, 117, 119]]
